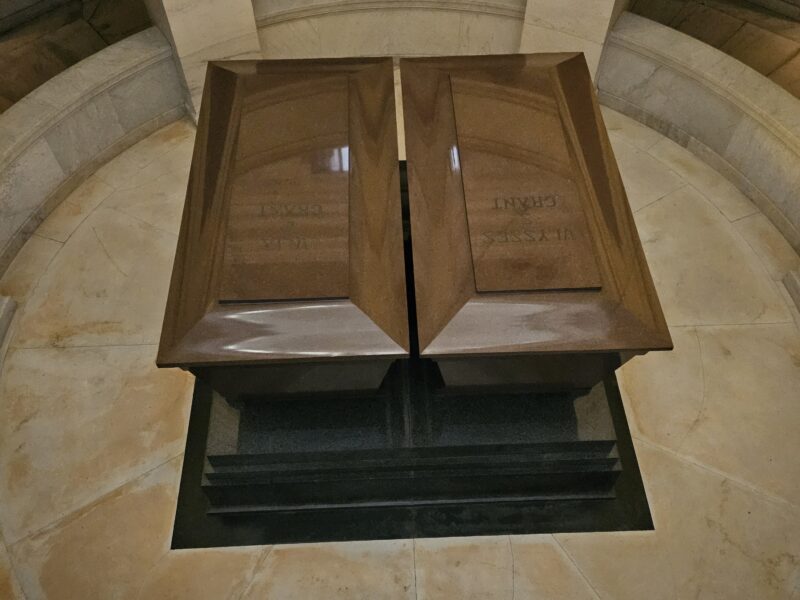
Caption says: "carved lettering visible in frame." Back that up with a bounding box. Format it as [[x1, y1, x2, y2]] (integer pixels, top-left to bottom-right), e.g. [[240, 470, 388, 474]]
[[481, 228, 576, 244], [263, 237, 309, 251], [261, 203, 323, 218], [492, 194, 559, 212]]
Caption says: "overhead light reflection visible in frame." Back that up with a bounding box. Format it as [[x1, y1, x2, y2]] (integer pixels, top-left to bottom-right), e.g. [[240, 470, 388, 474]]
[[327, 146, 350, 172], [450, 145, 460, 171]]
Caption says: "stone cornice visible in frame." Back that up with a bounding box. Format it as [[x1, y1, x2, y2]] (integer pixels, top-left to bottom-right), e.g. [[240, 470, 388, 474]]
[[255, 0, 526, 27]]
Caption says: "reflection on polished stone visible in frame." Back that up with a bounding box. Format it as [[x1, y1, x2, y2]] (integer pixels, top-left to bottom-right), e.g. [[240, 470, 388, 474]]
[[221, 73, 350, 302]]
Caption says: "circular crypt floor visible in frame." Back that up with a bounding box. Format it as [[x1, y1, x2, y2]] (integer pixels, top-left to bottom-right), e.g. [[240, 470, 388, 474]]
[[0, 109, 799, 599]]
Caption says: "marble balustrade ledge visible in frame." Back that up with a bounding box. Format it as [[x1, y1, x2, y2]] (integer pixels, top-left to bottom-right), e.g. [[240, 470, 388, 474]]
[[0, 26, 185, 276], [598, 11, 800, 256]]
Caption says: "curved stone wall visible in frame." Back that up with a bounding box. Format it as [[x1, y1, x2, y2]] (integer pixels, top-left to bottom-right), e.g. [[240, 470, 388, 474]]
[[598, 12, 800, 255], [254, 0, 526, 57], [629, 0, 800, 99], [737, 0, 800, 20], [0, 26, 184, 275]]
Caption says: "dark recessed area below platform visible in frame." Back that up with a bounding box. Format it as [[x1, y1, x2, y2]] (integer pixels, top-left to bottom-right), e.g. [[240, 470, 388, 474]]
[[171, 359, 652, 549]]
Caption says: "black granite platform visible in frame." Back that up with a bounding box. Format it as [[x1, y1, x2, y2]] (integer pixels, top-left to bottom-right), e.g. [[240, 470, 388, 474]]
[[171, 361, 652, 548]]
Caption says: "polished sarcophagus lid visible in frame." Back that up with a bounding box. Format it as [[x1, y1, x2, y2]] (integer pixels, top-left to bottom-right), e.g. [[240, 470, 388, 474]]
[[165, 54, 664, 545], [400, 54, 672, 389], [157, 58, 408, 397]]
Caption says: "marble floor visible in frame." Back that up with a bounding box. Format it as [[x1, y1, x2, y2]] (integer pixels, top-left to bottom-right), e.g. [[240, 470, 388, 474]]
[[0, 108, 799, 599]]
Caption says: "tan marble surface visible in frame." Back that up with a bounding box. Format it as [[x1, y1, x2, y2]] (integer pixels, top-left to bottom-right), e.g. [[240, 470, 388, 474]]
[[511, 537, 598, 599], [601, 105, 662, 151], [0, 234, 61, 303], [415, 536, 514, 599], [94, 118, 194, 190], [647, 137, 758, 222], [139, 547, 267, 600], [415, 535, 600, 599], [11, 206, 179, 348], [633, 185, 790, 326], [0, 537, 23, 600], [620, 322, 800, 504], [6, 117, 192, 351], [0, 111, 798, 598], [35, 175, 115, 243], [245, 540, 415, 599], [558, 442, 800, 600], [607, 134, 686, 212], [10, 457, 182, 600], [736, 212, 800, 281], [0, 344, 192, 543]]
